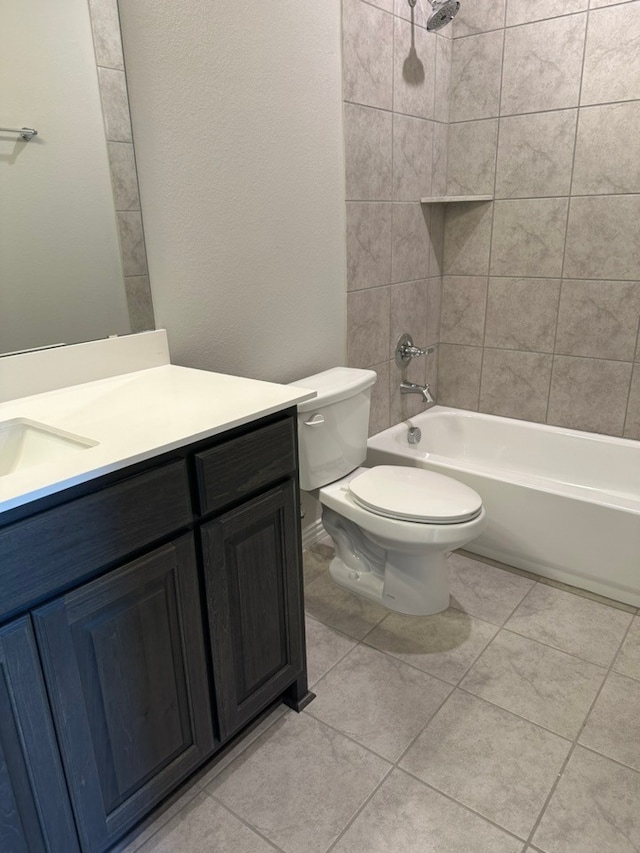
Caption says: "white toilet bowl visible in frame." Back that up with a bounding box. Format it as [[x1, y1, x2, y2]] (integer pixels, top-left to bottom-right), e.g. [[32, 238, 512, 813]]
[[291, 367, 486, 616], [319, 467, 486, 615]]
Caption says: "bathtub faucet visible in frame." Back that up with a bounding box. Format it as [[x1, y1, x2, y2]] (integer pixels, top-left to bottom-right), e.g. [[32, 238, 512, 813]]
[[400, 380, 434, 405]]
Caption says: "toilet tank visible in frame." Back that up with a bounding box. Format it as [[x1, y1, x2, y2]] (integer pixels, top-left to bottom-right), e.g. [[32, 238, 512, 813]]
[[290, 367, 377, 491]]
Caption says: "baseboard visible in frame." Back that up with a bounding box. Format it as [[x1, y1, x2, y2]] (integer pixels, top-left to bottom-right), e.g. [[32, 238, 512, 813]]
[[301, 518, 325, 550]]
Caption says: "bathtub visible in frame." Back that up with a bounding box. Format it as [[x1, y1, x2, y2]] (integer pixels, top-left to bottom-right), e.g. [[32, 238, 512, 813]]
[[366, 406, 640, 608]]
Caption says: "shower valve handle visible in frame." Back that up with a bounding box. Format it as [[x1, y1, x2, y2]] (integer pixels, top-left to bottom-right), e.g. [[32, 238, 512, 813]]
[[395, 334, 435, 368]]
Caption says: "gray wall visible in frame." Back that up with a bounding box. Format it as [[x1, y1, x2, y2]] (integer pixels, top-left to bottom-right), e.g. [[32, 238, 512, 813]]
[[118, 0, 347, 384], [342, 0, 450, 434], [438, 0, 640, 438]]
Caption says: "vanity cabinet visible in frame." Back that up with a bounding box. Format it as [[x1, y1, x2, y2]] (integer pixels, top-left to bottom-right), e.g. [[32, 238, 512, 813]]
[[202, 479, 304, 739], [0, 407, 310, 853], [0, 617, 80, 853], [33, 536, 215, 853]]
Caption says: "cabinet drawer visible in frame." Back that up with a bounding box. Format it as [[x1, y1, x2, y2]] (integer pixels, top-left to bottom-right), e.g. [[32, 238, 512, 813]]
[[0, 460, 191, 620], [194, 416, 296, 516]]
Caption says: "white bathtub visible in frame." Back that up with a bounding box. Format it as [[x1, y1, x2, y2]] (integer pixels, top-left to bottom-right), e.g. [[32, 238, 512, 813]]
[[366, 406, 640, 608]]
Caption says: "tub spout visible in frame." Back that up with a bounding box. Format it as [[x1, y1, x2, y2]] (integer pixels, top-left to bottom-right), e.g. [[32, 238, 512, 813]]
[[400, 380, 434, 405]]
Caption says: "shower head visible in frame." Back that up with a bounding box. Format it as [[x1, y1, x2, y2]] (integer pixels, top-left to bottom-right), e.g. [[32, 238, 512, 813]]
[[426, 0, 460, 31]]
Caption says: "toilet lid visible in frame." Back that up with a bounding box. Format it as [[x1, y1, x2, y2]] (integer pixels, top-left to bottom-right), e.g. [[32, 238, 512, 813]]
[[348, 466, 483, 524]]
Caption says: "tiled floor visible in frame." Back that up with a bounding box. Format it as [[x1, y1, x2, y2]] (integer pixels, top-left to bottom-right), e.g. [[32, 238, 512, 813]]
[[124, 544, 640, 853]]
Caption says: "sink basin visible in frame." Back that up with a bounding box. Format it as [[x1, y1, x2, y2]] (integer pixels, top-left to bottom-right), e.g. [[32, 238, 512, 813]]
[[0, 418, 98, 476]]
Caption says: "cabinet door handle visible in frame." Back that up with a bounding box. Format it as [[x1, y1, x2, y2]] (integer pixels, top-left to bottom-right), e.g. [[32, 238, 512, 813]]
[[304, 414, 324, 426]]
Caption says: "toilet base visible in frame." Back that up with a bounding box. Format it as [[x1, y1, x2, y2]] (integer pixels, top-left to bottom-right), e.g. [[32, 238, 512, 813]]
[[320, 502, 484, 616], [328, 551, 450, 616]]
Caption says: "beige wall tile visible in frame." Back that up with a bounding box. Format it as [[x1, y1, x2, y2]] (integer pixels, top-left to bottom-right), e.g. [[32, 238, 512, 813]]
[[450, 30, 504, 122], [565, 195, 640, 281], [432, 123, 449, 197], [369, 360, 391, 435], [453, 0, 506, 37], [572, 102, 640, 195], [394, 0, 430, 28], [434, 36, 452, 123], [443, 201, 493, 276], [479, 348, 553, 422], [98, 67, 132, 142], [346, 202, 393, 291], [624, 366, 640, 440], [347, 287, 391, 368], [125, 276, 155, 333], [484, 277, 560, 352], [343, 0, 393, 110], [447, 119, 498, 196], [394, 16, 436, 119], [107, 142, 140, 210], [555, 279, 640, 361], [89, 0, 124, 70], [547, 355, 633, 435], [426, 205, 445, 278], [391, 204, 431, 282], [582, 2, 640, 105], [506, 0, 587, 27], [440, 276, 488, 346], [490, 198, 568, 278], [501, 15, 586, 115], [393, 115, 434, 200], [426, 276, 442, 346], [495, 110, 577, 198], [116, 211, 147, 276], [438, 344, 483, 409], [390, 279, 429, 357], [344, 104, 393, 201]]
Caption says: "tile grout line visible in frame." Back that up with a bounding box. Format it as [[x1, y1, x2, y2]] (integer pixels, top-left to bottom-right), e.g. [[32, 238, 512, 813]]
[[204, 790, 288, 853], [522, 611, 637, 849], [473, 0, 507, 413], [545, 5, 591, 425]]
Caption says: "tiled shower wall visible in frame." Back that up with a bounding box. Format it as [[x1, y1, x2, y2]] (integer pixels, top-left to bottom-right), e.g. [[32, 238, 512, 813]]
[[438, 0, 640, 438], [88, 0, 154, 332], [343, 0, 451, 434]]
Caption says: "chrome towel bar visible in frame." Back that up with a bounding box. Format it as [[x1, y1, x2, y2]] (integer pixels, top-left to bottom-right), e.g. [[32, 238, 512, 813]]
[[0, 126, 38, 141]]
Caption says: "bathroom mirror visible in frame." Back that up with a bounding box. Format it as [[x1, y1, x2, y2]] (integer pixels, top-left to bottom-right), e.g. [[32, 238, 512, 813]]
[[0, 0, 153, 356]]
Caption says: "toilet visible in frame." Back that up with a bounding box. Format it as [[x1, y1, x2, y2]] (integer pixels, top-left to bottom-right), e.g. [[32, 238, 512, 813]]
[[292, 367, 486, 616]]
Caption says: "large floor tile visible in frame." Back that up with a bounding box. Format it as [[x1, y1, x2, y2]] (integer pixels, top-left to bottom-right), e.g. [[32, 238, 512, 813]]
[[579, 671, 640, 772], [365, 608, 498, 684], [304, 570, 388, 640], [504, 584, 632, 667], [208, 712, 390, 853], [135, 792, 277, 853], [308, 644, 452, 761], [305, 616, 357, 688], [460, 630, 606, 738], [303, 549, 330, 585], [118, 782, 205, 852], [614, 616, 640, 680], [400, 690, 569, 838], [332, 769, 523, 853], [448, 552, 535, 626], [197, 706, 290, 790], [533, 747, 640, 853]]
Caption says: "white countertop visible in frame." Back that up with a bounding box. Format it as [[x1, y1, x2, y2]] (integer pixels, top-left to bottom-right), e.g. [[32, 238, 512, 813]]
[[0, 365, 315, 514]]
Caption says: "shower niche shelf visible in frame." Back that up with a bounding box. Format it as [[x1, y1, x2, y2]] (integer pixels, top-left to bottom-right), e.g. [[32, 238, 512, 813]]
[[420, 195, 493, 204]]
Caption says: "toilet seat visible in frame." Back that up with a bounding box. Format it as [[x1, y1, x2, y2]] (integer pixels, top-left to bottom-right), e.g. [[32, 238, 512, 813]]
[[348, 466, 482, 524]]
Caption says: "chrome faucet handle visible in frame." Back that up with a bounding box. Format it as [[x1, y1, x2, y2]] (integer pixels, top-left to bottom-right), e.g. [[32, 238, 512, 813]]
[[395, 333, 435, 368]]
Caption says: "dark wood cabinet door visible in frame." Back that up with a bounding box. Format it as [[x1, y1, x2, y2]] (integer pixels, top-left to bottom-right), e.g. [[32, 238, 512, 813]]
[[202, 480, 305, 741], [33, 535, 215, 853], [0, 616, 80, 853]]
